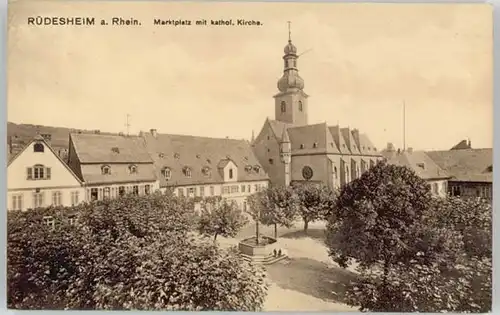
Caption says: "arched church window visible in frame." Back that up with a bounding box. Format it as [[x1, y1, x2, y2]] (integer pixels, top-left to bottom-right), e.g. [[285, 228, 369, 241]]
[[281, 101, 286, 113], [299, 101, 303, 112]]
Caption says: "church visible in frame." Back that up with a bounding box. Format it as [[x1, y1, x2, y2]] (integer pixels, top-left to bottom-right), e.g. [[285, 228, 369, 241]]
[[252, 32, 383, 189]]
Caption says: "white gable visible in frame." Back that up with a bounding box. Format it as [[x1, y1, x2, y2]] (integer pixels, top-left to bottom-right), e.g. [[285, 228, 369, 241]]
[[8, 140, 82, 190], [222, 160, 238, 182]]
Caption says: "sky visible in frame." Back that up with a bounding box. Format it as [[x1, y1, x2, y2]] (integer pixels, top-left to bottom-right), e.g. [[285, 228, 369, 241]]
[[8, 1, 493, 151]]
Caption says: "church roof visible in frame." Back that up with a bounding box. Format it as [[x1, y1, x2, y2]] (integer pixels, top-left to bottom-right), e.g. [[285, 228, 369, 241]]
[[386, 151, 451, 180], [267, 119, 381, 157], [426, 148, 492, 183], [142, 133, 268, 187]]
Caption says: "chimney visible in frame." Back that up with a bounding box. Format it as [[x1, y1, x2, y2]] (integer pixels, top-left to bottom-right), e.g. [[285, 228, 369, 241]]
[[387, 142, 395, 152], [41, 133, 52, 143], [407, 147, 413, 154], [150, 129, 157, 137], [468, 139, 471, 148], [397, 148, 401, 154]]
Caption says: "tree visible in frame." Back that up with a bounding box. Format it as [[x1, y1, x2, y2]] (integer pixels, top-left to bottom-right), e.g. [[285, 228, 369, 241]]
[[250, 186, 299, 239], [326, 161, 492, 312], [326, 161, 433, 270], [197, 196, 248, 242], [8, 194, 268, 311], [292, 183, 336, 233]]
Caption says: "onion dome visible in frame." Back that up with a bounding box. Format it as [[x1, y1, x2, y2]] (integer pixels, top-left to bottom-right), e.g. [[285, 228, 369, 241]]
[[278, 71, 305, 92], [284, 40, 297, 55]]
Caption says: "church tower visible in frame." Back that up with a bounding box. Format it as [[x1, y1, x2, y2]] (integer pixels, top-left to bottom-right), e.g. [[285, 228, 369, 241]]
[[274, 22, 309, 126]]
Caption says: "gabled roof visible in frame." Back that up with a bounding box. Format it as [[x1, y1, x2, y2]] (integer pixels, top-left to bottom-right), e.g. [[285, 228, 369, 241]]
[[451, 139, 471, 150], [341, 128, 361, 155], [287, 123, 339, 154], [387, 151, 451, 180], [426, 148, 492, 183], [359, 133, 379, 156], [142, 133, 269, 187], [7, 135, 83, 184], [328, 125, 351, 155], [267, 119, 381, 157], [70, 133, 153, 164]]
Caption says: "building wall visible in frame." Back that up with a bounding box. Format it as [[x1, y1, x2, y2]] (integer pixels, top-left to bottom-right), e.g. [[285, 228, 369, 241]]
[[8, 140, 85, 211], [449, 181, 493, 200], [427, 179, 449, 198], [8, 187, 86, 211], [164, 180, 269, 211], [85, 180, 160, 201], [252, 123, 286, 186], [290, 154, 329, 184], [274, 91, 308, 126]]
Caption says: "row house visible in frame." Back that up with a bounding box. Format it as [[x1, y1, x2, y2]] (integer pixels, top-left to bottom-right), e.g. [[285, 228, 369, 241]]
[[7, 135, 85, 211], [141, 129, 270, 211], [383, 146, 452, 198], [426, 141, 493, 201], [67, 133, 160, 201]]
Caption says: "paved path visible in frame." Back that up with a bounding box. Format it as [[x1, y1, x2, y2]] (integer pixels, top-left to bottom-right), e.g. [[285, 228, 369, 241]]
[[219, 220, 359, 312]]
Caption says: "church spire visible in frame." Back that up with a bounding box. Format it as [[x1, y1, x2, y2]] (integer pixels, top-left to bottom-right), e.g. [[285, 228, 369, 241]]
[[273, 22, 309, 126], [277, 22, 304, 93], [288, 21, 292, 42]]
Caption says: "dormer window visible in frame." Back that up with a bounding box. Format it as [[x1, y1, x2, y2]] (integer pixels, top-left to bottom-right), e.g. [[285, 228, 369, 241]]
[[486, 165, 493, 172], [229, 168, 234, 179], [174, 153, 180, 159], [159, 153, 165, 158], [300, 144, 305, 149], [111, 147, 120, 154], [281, 101, 286, 113], [253, 165, 260, 173], [101, 165, 111, 175], [313, 142, 318, 148], [162, 167, 171, 180], [129, 164, 137, 174], [196, 154, 201, 159], [244, 156, 249, 161], [183, 166, 192, 178], [417, 163, 425, 170], [202, 166, 211, 177], [245, 165, 252, 172], [34, 142, 44, 153]]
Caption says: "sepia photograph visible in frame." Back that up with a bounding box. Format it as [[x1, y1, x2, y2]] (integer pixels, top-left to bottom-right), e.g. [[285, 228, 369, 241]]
[[6, 1, 493, 312]]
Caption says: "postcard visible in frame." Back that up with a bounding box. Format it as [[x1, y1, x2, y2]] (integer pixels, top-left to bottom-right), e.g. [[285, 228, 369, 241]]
[[6, 1, 493, 312]]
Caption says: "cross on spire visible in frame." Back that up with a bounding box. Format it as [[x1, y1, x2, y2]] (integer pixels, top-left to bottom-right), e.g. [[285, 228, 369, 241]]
[[125, 114, 131, 136], [287, 21, 291, 42]]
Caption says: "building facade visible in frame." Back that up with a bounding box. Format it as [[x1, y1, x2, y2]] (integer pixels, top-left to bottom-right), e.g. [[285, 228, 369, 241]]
[[67, 133, 160, 201], [140, 130, 269, 211], [426, 142, 492, 201], [7, 135, 85, 211], [252, 35, 383, 189], [383, 146, 452, 198]]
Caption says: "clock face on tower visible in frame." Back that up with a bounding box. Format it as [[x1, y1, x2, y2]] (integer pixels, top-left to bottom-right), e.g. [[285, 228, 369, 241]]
[[302, 166, 313, 180]]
